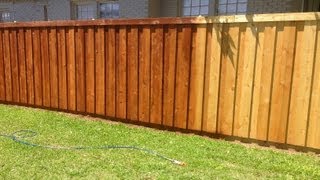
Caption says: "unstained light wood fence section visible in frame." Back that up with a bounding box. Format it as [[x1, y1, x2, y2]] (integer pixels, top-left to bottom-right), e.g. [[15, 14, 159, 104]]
[[0, 13, 319, 150]]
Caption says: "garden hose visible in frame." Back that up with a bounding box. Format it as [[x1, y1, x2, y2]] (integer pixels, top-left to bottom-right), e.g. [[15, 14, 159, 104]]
[[0, 130, 186, 166]]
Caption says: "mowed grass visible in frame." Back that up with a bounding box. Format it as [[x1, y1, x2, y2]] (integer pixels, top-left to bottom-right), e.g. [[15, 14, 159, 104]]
[[0, 105, 319, 179]]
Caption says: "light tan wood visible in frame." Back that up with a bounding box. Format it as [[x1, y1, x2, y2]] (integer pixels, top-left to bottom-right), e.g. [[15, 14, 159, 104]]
[[250, 23, 276, 141], [218, 24, 240, 136], [287, 21, 317, 146], [233, 23, 257, 138], [268, 22, 296, 143], [202, 24, 222, 133], [307, 22, 320, 149]]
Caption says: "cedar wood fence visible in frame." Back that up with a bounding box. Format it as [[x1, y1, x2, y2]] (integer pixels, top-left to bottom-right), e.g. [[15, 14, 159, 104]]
[[0, 12, 319, 151]]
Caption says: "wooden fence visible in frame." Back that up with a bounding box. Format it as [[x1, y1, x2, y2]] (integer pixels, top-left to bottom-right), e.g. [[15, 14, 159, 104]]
[[0, 12, 319, 150]]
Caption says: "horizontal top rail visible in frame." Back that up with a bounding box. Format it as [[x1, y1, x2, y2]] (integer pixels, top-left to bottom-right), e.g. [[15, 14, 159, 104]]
[[0, 12, 319, 28]]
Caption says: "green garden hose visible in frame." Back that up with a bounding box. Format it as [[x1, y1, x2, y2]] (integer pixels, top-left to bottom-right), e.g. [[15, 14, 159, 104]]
[[0, 130, 186, 166]]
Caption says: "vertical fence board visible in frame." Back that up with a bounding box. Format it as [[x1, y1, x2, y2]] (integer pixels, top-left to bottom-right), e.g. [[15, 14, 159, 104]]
[[106, 27, 116, 117], [174, 25, 192, 129], [58, 27, 67, 110], [218, 24, 240, 136], [127, 26, 139, 121], [40, 28, 50, 107], [66, 27, 76, 111], [268, 22, 296, 143], [287, 22, 317, 146], [116, 26, 127, 119], [163, 26, 177, 127], [95, 27, 105, 116], [9, 29, 20, 103], [307, 22, 320, 149], [3, 29, 12, 102], [49, 28, 58, 108], [150, 26, 163, 125], [0, 30, 5, 101], [25, 29, 34, 105], [17, 29, 27, 104], [202, 24, 222, 133], [188, 25, 206, 131], [85, 27, 95, 114], [138, 26, 151, 123], [250, 23, 276, 141], [33, 28, 43, 106], [76, 27, 86, 112], [233, 24, 257, 138]]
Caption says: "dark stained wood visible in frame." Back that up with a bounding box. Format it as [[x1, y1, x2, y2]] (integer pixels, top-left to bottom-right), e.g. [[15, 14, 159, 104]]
[[25, 28, 34, 105], [0, 30, 5, 101], [95, 27, 105, 116], [32, 28, 43, 106], [127, 26, 139, 121], [106, 27, 116, 117], [162, 25, 177, 127], [17, 28, 27, 104], [0, 17, 207, 28], [150, 26, 163, 125], [9, 29, 20, 103], [3, 29, 12, 102], [116, 26, 127, 119], [76, 27, 86, 112], [138, 26, 151, 123], [85, 27, 95, 114], [40, 28, 51, 107], [58, 27, 68, 110], [174, 25, 192, 129], [49, 28, 59, 108], [66, 27, 76, 111]]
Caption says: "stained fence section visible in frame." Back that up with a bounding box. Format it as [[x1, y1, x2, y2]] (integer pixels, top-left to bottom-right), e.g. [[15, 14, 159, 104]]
[[0, 13, 319, 150]]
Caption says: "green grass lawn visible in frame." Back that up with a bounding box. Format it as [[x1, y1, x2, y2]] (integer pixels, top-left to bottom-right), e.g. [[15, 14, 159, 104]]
[[0, 104, 319, 179]]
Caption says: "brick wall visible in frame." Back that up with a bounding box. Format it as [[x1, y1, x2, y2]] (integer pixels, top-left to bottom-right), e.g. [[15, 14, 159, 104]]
[[119, 0, 149, 18], [247, 0, 303, 14], [48, 0, 71, 20]]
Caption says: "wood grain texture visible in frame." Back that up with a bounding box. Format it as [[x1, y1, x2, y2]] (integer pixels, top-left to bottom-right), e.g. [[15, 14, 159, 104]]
[[116, 26, 127, 119], [287, 21, 317, 146], [106, 27, 116, 117], [32, 28, 43, 106], [17, 29, 27, 104], [3, 29, 12, 102], [249, 23, 276, 141], [307, 22, 320, 149], [58, 27, 68, 110], [174, 25, 192, 129], [233, 23, 257, 138], [202, 24, 222, 133], [95, 27, 105, 116], [25, 29, 34, 105], [188, 25, 206, 131], [218, 24, 240, 136], [85, 27, 95, 114], [268, 22, 296, 143], [127, 26, 139, 121], [49, 28, 58, 108], [162, 25, 177, 127], [75, 27, 86, 112], [40, 28, 51, 107], [66, 27, 76, 111], [0, 30, 5, 101], [150, 26, 163, 125], [138, 26, 151, 123], [9, 29, 20, 103]]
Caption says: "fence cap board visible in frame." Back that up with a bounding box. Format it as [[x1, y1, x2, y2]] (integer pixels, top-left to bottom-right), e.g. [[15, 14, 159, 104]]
[[206, 12, 320, 23], [0, 12, 319, 28]]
